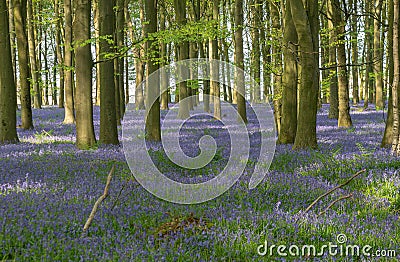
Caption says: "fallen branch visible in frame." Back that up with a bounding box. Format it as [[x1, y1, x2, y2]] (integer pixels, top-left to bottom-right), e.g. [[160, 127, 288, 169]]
[[82, 165, 115, 237], [303, 169, 366, 214], [318, 193, 353, 217]]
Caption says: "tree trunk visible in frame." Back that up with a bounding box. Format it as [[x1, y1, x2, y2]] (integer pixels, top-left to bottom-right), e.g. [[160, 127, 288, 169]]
[[55, 0, 64, 108], [144, 0, 160, 141], [160, 3, 169, 110], [73, 0, 96, 149], [392, 0, 400, 154], [234, 0, 247, 123], [13, 0, 33, 129], [331, 0, 352, 128], [210, 0, 220, 119], [27, 0, 41, 108], [382, 0, 394, 148], [116, 0, 125, 118], [350, 0, 359, 105], [291, 0, 319, 149], [374, 0, 384, 109], [63, 0, 75, 123], [278, 0, 297, 144], [271, 1, 282, 134], [327, 0, 338, 119], [99, 0, 119, 145], [0, 0, 18, 143], [174, 0, 190, 119]]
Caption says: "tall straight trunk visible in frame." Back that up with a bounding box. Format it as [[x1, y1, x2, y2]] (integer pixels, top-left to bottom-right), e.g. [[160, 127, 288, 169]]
[[74, 0, 96, 149], [0, 0, 18, 142], [99, 0, 119, 145], [13, 0, 33, 129], [116, 0, 125, 117], [327, 0, 338, 119], [364, 2, 374, 108], [174, 0, 190, 119], [374, 0, 384, 109], [391, 0, 400, 154], [63, 0, 75, 123], [131, 0, 145, 109], [250, 0, 261, 102], [160, 2, 169, 110], [210, 0, 220, 119], [261, 1, 271, 102], [27, 0, 40, 108], [271, 1, 282, 134], [199, 41, 210, 111], [351, 0, 359, 104], [7, 0, 17, 87], [43, 32, 49, 105], [94, 0, 101, 106], [55, 0, 64, 108], [278, 0, 297, 144], [292, 0, 319, 149], [234, 0, 247, 123], [144, 0, 160, 141], [331, 0, 352, 127], [382, 0, 394, 148]]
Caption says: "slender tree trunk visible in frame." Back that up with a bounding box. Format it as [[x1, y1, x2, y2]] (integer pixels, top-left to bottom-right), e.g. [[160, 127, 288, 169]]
[[74, 0, 96, 149], [63, 0, 75, 123], [261, 1, 271, 102], [94, 0, 101, 106], [382, 0, 394, 148], [55, 0, 64, 108], [27, 0, 41, 108], [174, 0, 190, 119], [99, 0, 118, 145], [0, 0, 18, 142], [392, 0, 400, 154], [210, 0, 220, 119], [291, 0, 319, 149], [271, 1, 282, 134], [351, 0, 359, 105], [234, 0, 247, 123], [160, 2, 169, 110], [327, 0, 338, 119], [278, 0, 297, 144], [13, 0, 33, 129], [331, 0, 352, 127], [374, 0, 384, 109], [250, 0, 261, 103], [7, 0, 17, 88], [144, 0, 160, 141], [116, 0, 125, 118]]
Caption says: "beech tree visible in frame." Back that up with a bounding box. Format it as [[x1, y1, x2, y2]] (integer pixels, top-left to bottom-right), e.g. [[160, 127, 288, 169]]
[[0, 0, 18, 143], [291, 0, 319, 149], [73, 0, 96, 149], [99, 0, 119, 145]]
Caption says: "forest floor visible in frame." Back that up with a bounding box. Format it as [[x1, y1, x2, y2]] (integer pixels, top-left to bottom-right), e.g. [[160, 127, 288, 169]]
[[1, 104, 399, 261]]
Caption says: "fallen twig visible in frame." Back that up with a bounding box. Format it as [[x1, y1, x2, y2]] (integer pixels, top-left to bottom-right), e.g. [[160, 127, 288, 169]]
[[318, 193, 353, 217], [82, 165, 115, 237], [303, 169, 366, 214]]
